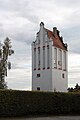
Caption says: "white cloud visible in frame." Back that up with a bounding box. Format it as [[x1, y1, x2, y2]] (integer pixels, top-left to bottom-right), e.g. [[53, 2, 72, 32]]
[[68, 53, 80, 87], [6, 68, 32, 90]]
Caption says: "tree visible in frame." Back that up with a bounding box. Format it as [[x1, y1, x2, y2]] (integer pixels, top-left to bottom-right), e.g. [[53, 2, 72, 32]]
[[74, 83, 80, 90], [67, 87, 73, 92], [68, 83, 80, 92], [0, 37, 14, 89]]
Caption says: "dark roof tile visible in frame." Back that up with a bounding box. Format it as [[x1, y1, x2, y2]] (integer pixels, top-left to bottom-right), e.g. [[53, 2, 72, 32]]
[[45, 28, 67, 50]]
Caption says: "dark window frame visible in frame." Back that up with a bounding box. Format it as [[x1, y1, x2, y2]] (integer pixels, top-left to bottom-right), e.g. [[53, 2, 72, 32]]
[[62, 73, 65, 78], [37, 87, 40, 91], [37, 74, 40, 77]]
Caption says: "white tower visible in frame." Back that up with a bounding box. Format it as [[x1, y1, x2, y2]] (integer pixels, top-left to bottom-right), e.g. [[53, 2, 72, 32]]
[[32, 22, 68, 92]]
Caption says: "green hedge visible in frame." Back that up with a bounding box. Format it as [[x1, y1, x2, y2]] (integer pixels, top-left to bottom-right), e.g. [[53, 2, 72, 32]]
[[0, 90, 80, 117]]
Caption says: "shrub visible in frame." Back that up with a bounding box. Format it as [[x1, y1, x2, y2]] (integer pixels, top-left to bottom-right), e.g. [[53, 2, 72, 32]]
[[0, 90, 80, 117]]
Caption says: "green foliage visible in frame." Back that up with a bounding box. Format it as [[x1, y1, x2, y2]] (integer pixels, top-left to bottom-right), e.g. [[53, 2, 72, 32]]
[[0, 37, 14, 89], [0, 90, 80, 117], [0, 82, 7, 89], [68, 83, 80, 92]]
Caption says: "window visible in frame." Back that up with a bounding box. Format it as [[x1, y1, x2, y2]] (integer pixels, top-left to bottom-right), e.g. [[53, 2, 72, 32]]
[[58, 61, 61, 66], [54, 48, 57, 68], [63, 51, 66, 70], [45, 31, 48, 42], [37, 74, 40, 77], [36, 33, 40, 44], [43, 46, 45, 69], [47, 45, 50, 69], [58, 49, 62, 69], [37, 87, 40, 91], [38, 47, 40, 69], [62, 73, 65, 78], [34, 48, 36, 69]]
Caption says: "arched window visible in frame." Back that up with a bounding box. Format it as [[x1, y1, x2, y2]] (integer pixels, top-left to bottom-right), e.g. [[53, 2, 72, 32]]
[[34, 48, 36, 69], [38, 47, 40, 69], [58, 49, 62, 69], [63, 51, 66, 70], [43, 46, 45, 69], [47, 45, 50, 69], [54, 48, 57, 68]]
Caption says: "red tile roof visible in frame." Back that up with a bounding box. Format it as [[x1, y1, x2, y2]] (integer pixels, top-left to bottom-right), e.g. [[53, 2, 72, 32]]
[[45, 28, 67, 51]]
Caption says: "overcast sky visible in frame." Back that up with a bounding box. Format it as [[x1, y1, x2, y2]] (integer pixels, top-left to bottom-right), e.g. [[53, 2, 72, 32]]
[[0, 0, 80, 90]]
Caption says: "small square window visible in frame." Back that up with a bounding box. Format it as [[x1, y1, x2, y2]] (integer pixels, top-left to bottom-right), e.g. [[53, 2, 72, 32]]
[[37, 87, 40, 91], [62, 73, 65, 78], [37, 74, 40, 77]]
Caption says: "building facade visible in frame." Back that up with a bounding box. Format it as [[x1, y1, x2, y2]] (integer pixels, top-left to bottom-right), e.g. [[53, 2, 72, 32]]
[[32, 22, 68, 92]]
